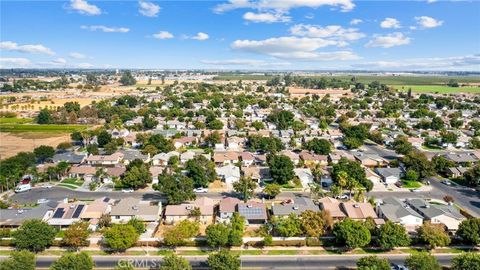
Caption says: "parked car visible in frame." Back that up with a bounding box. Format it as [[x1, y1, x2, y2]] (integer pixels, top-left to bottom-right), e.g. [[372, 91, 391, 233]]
[[122, 188, 134, 193], [391, 264, 409, 270], [193, 187, 208, 193], [15, 184, 32, 193], [411, 189, 421, 193], [442, 180, 452, 186]]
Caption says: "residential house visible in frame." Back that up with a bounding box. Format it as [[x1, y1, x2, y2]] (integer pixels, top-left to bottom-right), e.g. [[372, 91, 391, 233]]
[[49, 202, 88, 227], [239, 152, 255, 167], [280, 150, 300, 166], [119, 149, 150, 165], [241, 166, 271, 183], [444, 152, 478, 164], [341, 202, 383, 225], [406, 199, 466, 231], [0, 202, 57, 228], [152, 151, 180, 166], [164, 198, 215, 225], [173, 137, 197, 149], [354, 153, 387, 167], [216, 164, 241, 187], [299, 151, 328, 166], [238, 201, 268, 225], [52, 151, 87, 165], [377, 197, 423, 232], [218, 197, 241, 221], [80, 197, 113, 230], [271, 197, 319, 218], [318, 197, 346, 220], [213, 151, 239, 165], [294, 168, 314, 188], [109, 197, 162, 223], [86, 152, 123, 166], [447, 167, 470, 178], [375, 167, 403, 184]]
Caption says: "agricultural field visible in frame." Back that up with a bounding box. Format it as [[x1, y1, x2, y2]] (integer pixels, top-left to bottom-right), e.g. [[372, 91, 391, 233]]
[[0, 123, 89, 133], [0, 132, 71, 159], [393, 85, 480, 94]]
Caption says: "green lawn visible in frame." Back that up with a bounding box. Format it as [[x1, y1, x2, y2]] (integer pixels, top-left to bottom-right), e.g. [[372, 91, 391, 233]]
[[58, 178, 84, 189], [0, 117, 34, 124], [0, 123, 89, 133], [394, 85, 480, 94], [401, 180, 422, 189]]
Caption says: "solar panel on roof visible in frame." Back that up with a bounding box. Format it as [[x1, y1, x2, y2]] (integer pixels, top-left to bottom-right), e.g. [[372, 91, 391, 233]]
[[53, 208, 64, 218], [72, 205, 84, 218]]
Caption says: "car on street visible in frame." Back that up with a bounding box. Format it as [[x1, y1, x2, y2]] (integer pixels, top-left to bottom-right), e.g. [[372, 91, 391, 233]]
[[193, 187, 208, 193], [411, 189, 421, 192], [37, 198, 49, 204], [122, 188, 134, 193], [391, 264, 409, 270], [442, 180, 452, 186], [14, 184, 32, 193], [44, 184, 53, 189]]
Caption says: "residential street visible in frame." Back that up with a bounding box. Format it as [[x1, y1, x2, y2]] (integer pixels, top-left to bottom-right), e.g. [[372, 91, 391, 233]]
[[428, 176, 480, 217], [8, 254, 455, 269]]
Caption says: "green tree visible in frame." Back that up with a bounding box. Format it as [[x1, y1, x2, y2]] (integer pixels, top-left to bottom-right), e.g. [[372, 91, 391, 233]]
[[86, 143, 99, 155], [251, 121, 265, 131], [303, 138, 332, 155], [267, 154, 295, 185], [405, 253, 441, 270], [267, 110, 294, 130], [456, 218, 480, 245], [153, 173, 196, 205], [185, 155, 217, 187], [97, 130, 112, 147], [207, 250, 240, 270], [332, 158, 372, 191], [120, 165, 151, 189], [300, 210, 330, 238], [50, 252, 93, 270], [33, 145, 55, 162], [402, 151, 435, 179], [417, 222, 451, 248], [160, 254, 192, 270], [147, 134, 174, 153], [103, 224, 139, 252], [12, 219, 56, 252], [207, 119, 224, 130], [37, 109, 53, 124], [275, 213, 303, 237], [376, 221, 410, 249], [356, 256, 390, 270], [204, 131, 221, 147], [392, 135, 413, 155], [451, 252, 480, 270], [62, 221, 90, 250], [205, 224, 230, 248], [163, 220, 199, 247], [233, 176, 257, 202], [464, 165, 480, 187], [263, 183, 281, 199], [333, 218, 371, 249], [127, 218, 146, 234], [0, 250, 35, 270], [119, 71, 137, 86]]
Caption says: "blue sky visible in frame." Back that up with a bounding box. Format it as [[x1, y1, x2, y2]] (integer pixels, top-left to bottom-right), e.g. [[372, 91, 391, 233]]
[[1, 0, 479, 70]]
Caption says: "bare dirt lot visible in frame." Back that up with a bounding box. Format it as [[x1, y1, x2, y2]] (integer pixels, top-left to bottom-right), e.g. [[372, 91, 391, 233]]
[[288, 87, 351, 96], [0, 132, 71, 159]]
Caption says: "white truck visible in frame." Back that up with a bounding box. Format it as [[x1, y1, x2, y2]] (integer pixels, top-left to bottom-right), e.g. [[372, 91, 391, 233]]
[[14, 184, 32, 193]]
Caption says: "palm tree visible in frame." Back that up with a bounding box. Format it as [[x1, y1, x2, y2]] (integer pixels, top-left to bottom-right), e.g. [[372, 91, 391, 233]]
[[56, 161, 70, 180], [308, 182, 324, 199]]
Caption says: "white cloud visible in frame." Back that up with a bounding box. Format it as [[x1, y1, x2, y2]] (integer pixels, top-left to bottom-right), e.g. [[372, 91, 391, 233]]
[[231, 36, 359, 61], [214, 0, 355, 13], [69, 0, 101, 15], [243, 12, 291, 23], [0, 41, 55, 55], [289, 24, 365, 41], [139, 0, 160, 17], [415, 16, 443, 29], [201, 59, 290, 66], [0, 57, 32, 68], [426, 0, 437, 3], [365, 32, 411, 48], [152, 31, 174, 39], [51, 58, 67, 65], [380, 18, 401, 29], [191, 32, 209, 41], [353, 54, 480, 71], [81, 25, 130, 33], [350, 19, 362, 25], [69, 52, 87, 59]]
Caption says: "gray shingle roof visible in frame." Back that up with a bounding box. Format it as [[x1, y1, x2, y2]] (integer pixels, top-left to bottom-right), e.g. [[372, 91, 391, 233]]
[[379, 197, 422, 222], [271, 197, 319, 216], [406, 198, 465, 220]]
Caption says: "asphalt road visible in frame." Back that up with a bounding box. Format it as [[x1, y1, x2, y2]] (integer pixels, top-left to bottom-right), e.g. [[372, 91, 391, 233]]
[[7, 254, 454, 269], [428, 176, 480, 217]]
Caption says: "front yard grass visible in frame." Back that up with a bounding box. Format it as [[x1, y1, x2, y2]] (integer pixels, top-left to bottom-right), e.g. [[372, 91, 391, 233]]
[[401, 180, 422, 189]]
